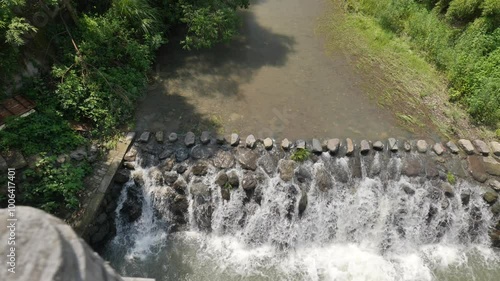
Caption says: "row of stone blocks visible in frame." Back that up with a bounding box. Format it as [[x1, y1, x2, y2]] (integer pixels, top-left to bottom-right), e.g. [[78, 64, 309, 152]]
[[137, 131, 500, 157]]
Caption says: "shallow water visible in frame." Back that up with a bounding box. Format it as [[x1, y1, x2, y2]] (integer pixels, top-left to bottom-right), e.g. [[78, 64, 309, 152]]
[[135, 0, 419, 140]]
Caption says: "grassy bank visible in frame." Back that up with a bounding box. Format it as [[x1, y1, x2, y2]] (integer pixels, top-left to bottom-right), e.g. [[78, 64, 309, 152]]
[[319, 0, 498, 139], [340, 0, 499, 133]]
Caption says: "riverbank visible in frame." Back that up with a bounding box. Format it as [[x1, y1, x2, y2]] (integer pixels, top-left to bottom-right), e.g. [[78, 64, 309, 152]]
[[319, 0, 498, 141]]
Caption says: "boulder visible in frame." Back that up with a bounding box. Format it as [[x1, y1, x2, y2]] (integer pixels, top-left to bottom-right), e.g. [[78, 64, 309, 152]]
[[258, 152, 278, 176], [473, 139, 489, 156], [229, 133, 240, 146], [296, 139, 306, 149], [123, 161, 135, 169], [190, 145, 214, 160], [490, 141, 500, 157], [295, 166, 312, 183], [175, 148, 189, 162], [120, 185, 143, 223], [281, 138, 291, 150], [192, 161, 209, 176], [278, 159, 296, 182], [416, 140, 428, 153], [164, 171, 178, 185], [446, 141, 459, 154], [402, 184, 415, 195], [212, 150, 235, 169], [124, 147, 138, 161], [114, 169, 130, 184], [138, 131, 150, 143], [346, 138, 354, 155], [467, 156, 488, 183], [388, 138, 398, 152], [264, 138, 274, 150], [173, 177, 187, 194], [483, 156, 500, 176], [373, 141, 384, 151], [403, 141, 411, 152], [216, 134, 225, 144], [159, 148, 174, 160], [312, 139, 323, 154], [441, 182, 454, 198], [246, 134, 257, 148], [155, 131, 164, 143], [168, 132, 178, 142], [487, 179, 500, 192], [433, 143, 445, 156], [458, 139, 475, 155], [315, 166, 332, 192], [360, 140, 370, 154], [215, 172, 228, 187], [242, 173, 257, 191], [402, 157, 423, 177], [327, 139, 340, 154], [483, 190, 498, 205], [236, 148, 259, 170], [200, 131, 211, 145], [227, 171, 239, 188], [184, 132, 196, 147], [461, 193, 470, 206]]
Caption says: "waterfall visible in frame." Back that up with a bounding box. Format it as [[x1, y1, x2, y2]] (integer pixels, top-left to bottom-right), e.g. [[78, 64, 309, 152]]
[[103, 150, 500, 281]]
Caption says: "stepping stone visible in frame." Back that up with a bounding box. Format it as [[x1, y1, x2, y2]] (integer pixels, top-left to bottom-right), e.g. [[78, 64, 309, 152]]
[[296, 140, 306, 150], [184, 132, 196, 147], [200, 131, 211, 145], [360, 140, 370, 154], [446, 141, 459, 154], [139, 131, 150, 143], [264, 138, 274, 150], [403, 141, 411, 152], [327, 139, 340, 154], [281, 138, 291, 150], [491, 141, 500, 156], [346, 138, 354, 156], [246, 135, 256, 148], [473, 139, 489, 156], [433, 143, 444, 156], [416, 140, 428, 153], [216, 134, 225, 144], [373, 141, 384, 151], [458, 139, 475, 155], [388, 138, 398, 152], [168, 132, 178, 142], [312, 139, 323, 153], [155, 131, 164, 143], [229, 133, 240, 146]]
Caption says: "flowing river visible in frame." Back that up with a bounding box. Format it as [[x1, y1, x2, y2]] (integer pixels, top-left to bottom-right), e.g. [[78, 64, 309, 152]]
[[135, 0, 427, 140]]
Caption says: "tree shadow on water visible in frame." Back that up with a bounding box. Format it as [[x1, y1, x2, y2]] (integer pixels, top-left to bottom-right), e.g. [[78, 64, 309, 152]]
[[135, 9, 296, 133]]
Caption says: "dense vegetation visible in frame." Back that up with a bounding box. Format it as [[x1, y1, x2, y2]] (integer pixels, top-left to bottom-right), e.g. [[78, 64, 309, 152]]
[[345, 0, 500, 129], [0, 0, 249, 215]]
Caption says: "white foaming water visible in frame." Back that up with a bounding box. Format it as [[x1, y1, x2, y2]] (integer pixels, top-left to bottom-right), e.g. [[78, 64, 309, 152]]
[[103, 154, 500, 281]]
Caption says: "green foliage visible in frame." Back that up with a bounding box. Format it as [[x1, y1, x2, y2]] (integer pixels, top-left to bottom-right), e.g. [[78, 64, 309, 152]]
[[345, 0, 500, 128], [447, 171, 456, 184], [291, 148, 310, 162], [445, 0, 483, 23], [5, 17, 37, 46], [0, 112, 85, 155], [23, 155, 90, 213], [223, 182, 235, 190]]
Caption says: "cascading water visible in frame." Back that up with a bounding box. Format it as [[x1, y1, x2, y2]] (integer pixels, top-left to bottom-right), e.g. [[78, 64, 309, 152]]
[[102, 149, 500, 281]]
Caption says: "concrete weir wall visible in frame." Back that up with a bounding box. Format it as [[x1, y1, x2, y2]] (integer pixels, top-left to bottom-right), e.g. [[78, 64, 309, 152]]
[[119, 131, 500, 246]]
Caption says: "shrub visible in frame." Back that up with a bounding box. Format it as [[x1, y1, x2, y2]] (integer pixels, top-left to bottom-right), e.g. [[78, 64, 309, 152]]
[[23, 155, 90, 214], [291, 148, 310, 162], [445, 0, 483, 23]]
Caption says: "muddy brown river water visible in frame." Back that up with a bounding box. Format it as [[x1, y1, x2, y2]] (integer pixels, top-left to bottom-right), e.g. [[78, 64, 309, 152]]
[[135, 0, 420, 141]]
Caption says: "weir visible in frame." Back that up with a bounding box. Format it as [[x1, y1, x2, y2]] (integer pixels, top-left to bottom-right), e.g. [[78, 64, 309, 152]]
[[102, 132, 500, 280]]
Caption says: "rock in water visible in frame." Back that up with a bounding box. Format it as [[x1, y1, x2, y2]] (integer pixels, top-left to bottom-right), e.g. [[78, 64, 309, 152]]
[[346, 138, 354, 155], [278, 159, 296, 182], [236, 148, 258, 171], [360, 140, 370, 154], [473, 139, 489, 156], [373, 141, 384, 151], [416, 140, 428, 153], [246, 135, 257, 148], [155, 131, 164, 143], [139, 131, 150, 143], [200, 131, 211, 144], [388, 138, 398, 152], [264, 138, 274, 150], [458, 139, 474, 155], [230, 133, 240, 146], [185, 132, 196, 147], [168, 132, 178, 142], [212, 150, 235, 169], [446, 141, 459, 154], [312, 139, 323, 154], [327, 139, 340, 154], [433, 143, 444, 156], [296, 139, 306, 149]]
